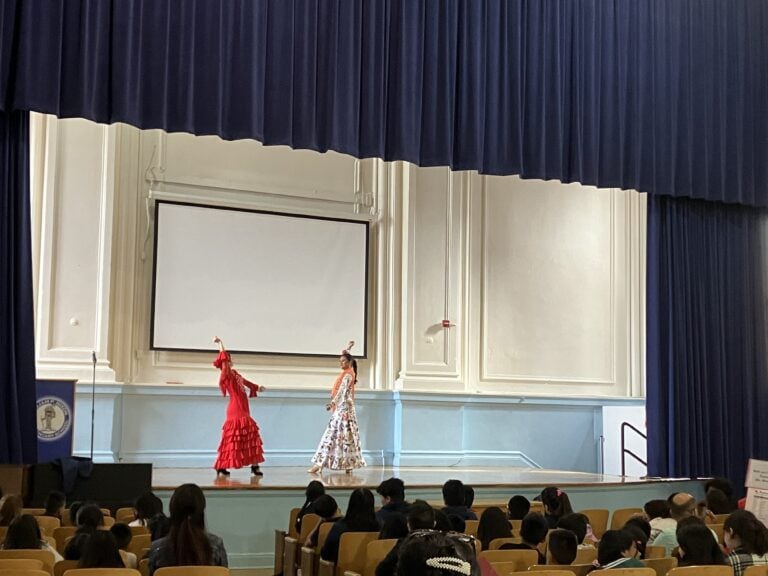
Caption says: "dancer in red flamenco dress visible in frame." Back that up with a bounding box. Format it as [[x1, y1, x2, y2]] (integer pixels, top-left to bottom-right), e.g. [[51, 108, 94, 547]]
[[212, 336, 265, 477]]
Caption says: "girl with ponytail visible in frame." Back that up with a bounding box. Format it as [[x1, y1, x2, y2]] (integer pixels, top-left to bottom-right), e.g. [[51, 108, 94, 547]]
[[148, 484, 228, 575]]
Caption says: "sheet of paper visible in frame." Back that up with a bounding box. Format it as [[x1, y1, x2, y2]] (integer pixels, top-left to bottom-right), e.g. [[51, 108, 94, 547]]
[[745, 458, 768, 490], [745, 487, 768, 527]]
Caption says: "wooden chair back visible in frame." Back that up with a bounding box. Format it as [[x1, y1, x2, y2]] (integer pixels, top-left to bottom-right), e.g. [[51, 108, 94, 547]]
[[530, 502, 545, 514], [0, 569, 49, 576], [0, 527, 7, 542], [336, 531, 379, 576], [709, 523, 725, 543], [288, 508, 300, 539], [0, 559, 45, 570], [102, 518, 115, 528], [711, 514, 730, 524], [138, 559, 148, 576], [510, 519, 522, 533], [573, 546, 597, 564], [35, 517, 61, 536], [744, 568, 768, 576], [464, 520, 479, 537], [643, 557, 678, 576], [317, 559, 334, 576], [298, 514, 322, 545], [508, 564, 573, 576], [64, 570, 140, 576], [0, 550, 56, 575], [300, 546, 317, 576], [115, 509, 134, 524], [590, 569, 655, 576], [667, 568, 735, 576], [317, 523, 334, 550], [60, 511, 71, 527], [274, 530, 286, 576], [155, 568, 229, 576], [22, 509, 46, 517], [53, 525, 108, 547], [128, 527, 148, 537], [127, 534, 151, 559], [489, 537, 522, 550], [99, 510, 112, 518], [479, 549, 538, 571], [361, 538, 397, 576], [609, 508, 644, 530], [579, 509, 609, 539], [531, 565, 594, 576], [53, 560, 79, 576], [644, 545, 666, 559], [283, 537, 299, 576]]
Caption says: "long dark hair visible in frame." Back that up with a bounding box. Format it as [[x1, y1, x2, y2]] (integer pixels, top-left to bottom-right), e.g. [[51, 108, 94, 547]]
[[725, 510, 768, 555], [3, 515, 43, 549], [343, 488, 378, 531], [477, 507, 513, 551], [677, 521, 726, 566], [78, 531, 125, 568], [0, 495, 23, 526], [168, 483, 213, 566], [541, 487, 573, 520]]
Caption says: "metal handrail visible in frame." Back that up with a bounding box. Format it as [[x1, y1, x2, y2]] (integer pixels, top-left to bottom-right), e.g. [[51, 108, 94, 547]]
[[620, 421, 647, 477]]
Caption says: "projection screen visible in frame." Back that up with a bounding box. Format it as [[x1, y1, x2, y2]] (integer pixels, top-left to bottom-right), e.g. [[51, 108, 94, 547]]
[[151, 201, 368, 356]]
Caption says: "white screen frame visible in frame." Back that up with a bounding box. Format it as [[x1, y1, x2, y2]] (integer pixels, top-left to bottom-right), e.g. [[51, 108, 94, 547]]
[[150, 200, 369, 357]]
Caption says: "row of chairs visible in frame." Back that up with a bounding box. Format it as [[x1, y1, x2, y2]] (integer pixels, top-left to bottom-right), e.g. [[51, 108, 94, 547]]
[[0, 558, 229, 576]]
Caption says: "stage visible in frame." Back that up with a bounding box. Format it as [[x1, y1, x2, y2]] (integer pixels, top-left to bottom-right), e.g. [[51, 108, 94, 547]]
[[149, 465, 704, 569]]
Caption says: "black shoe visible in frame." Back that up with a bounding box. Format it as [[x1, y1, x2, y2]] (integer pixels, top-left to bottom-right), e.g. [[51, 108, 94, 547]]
[[251, 465, 264, 476], [216, 468, 230, 476]]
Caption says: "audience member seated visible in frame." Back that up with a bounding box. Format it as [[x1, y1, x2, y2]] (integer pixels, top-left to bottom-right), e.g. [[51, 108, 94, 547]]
[[476, 507, 512, 551], [43, 491, 66, 521], [395, 529, 479, 576], [676, 518, 726, 566], [111, 523, 137, 567], [0, 494, 23, 526], [296, 480, 325, 535], [376, 500, 436, 576], [464, 485, 475, 510], [321, 488, 380, 564], [380, 514, 409, 540], [147, 513, 170, 541], [0, 514, 64, 561], [376, 478, 410, 526], [498, 511, 547, 564], [648, 492, 696, 555], [704, 478, 737, 513], [433, 511, 453, 533], [705, 487, 736, 516], [548, 528, 578, 565], [724, 510, 768, 576], [79, 530, 125, 568], [540, 487, 574, 529], [130, 492, 164, 528], [558, 513, 591, 548], [506, 495, 530, 521], [622, 521, 649, 559], [446, 515, 465, 534], [303, 494, 341, 548], [67, 501, 83, 527], [441, 480, 477, 521], [597, 529, 646, 570], [64, 502, 105, 560], [148, 483, 228, 576], [645, 498, 673, 542]]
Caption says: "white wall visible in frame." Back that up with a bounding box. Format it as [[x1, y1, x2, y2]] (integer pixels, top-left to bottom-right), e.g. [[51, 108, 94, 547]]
[[30, 115, 647, 466]]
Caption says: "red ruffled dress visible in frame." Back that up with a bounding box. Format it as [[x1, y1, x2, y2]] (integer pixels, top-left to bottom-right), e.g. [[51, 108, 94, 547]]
[[213, 351, 265, 470]]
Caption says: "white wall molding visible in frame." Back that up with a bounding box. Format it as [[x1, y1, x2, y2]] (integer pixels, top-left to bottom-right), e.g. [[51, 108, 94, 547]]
[[35, 117, 118, 382]]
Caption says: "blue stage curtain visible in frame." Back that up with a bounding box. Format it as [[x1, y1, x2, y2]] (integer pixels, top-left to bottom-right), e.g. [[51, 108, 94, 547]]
[[1, 0, 767, 206], [646, 194, 768, 488], [0, 110, 37, 464]]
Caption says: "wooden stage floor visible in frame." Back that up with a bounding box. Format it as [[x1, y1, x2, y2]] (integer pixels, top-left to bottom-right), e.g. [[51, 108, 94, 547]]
[[151, 465, 682, 491]]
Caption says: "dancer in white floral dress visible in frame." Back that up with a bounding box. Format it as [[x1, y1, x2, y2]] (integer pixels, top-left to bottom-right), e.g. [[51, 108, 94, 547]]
[[308, 342, 365, 474]]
